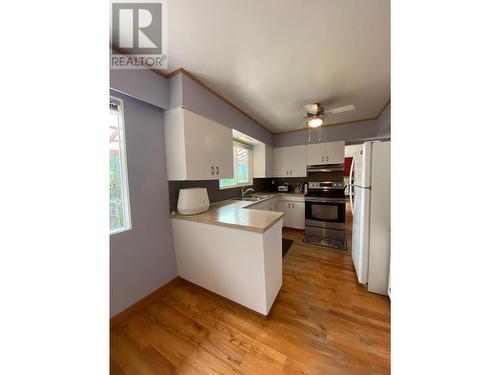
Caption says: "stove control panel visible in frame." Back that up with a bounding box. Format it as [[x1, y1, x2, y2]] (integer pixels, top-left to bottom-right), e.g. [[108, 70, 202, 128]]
[[308, 181, 344, 190]]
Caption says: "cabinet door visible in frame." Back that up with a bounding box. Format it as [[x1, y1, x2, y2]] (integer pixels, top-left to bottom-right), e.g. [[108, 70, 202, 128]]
[[291, 202, 305, 229], [273, 147, 288, 177], [306, 143, 325, 165], [184, 109, 233, 180], [252, 143, 266, 178], [287, 145, 307, 177], [265, 144, 273, 177], [277, 201, 291, 227], [253, 143, 273, 178], [324, 141, 345, 164]]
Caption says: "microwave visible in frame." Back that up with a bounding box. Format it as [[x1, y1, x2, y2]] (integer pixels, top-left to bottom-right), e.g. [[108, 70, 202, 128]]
[[277, 185, 290, 192]]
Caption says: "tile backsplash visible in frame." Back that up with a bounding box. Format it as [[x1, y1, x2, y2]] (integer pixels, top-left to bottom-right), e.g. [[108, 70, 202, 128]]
[[268, 177, 308, 193], [168, 178, 267, 213], [168, 172, 344, 212]]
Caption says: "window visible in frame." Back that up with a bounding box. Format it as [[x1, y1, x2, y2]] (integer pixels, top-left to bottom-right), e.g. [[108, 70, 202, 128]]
[[109, 98, 131, 234], [219, 142, 253, 189]]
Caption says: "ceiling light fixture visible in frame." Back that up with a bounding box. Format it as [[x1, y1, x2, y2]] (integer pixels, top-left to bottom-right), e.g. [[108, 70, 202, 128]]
[[308, 117, 323, 128]]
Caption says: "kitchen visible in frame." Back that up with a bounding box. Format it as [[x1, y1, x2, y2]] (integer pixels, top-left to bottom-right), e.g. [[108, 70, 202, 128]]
[[108, 1, 391, 373], [163, 103, 390, 316], [5, 0, 499, 374]]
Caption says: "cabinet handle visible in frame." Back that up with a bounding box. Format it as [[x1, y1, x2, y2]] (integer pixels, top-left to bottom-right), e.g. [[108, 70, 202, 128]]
[[321, 156, 324, 162], [326, 156, 329, 161], [216, 166, 219, 175], [290, 170, 293, 175], [211, 166, 214, 175]]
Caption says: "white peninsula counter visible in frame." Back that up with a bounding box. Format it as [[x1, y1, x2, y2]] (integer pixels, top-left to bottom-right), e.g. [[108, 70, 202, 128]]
[[170, 196, 284, 316]]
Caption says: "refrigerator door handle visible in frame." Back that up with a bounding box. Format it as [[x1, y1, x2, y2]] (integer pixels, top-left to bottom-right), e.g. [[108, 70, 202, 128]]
[[349, 155, 355, 211]]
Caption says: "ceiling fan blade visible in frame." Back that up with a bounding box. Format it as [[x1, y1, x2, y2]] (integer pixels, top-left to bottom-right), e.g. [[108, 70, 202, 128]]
[[324, 104, 356, 114]]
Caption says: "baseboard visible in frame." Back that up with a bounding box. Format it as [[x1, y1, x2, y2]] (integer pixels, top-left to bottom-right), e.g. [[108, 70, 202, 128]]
[[110, 276, 180, 328]]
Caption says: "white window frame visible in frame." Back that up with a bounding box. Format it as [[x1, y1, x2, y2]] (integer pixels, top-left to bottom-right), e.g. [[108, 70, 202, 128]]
[[219, 141, 253, 190], [110, 97, 132, 235]]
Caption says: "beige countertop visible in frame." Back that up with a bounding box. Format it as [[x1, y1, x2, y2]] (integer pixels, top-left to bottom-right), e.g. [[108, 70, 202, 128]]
[[170, 192, 304, 233]]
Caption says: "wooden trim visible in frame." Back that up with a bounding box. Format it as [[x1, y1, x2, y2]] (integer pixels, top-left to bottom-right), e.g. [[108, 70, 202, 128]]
[[274, 100, 391, 135], [111, 45, 390, 137], [163, 67, 184, 79], [172, 68, 272, 135], [110, 276, 180, 328], [275, 117, 377, 135], [375, 100, 391, 118], [111, 46, 273, 134]]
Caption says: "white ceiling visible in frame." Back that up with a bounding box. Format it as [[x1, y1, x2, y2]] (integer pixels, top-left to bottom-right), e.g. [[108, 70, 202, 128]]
[[167, 0, 390, 133]]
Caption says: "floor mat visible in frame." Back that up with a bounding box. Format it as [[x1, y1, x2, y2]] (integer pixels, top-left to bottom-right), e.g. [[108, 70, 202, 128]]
[[303, 234, 347, 250], [282, 238, 293, 257]]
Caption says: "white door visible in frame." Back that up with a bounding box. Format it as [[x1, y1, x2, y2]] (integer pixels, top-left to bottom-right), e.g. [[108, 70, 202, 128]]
[[291, 202, 305, 229], [353, 142, 372, 188], [287, 145, 307, 177], [324, 141, 345, 164], [351, 185, 371, 284], [306, 143, 324, 165], [277, 201, 291, 227], [367, 141, 391, 295], [265, 144, 273, 177], [273, 148, 288, 177], [184, 110, 233, 180]]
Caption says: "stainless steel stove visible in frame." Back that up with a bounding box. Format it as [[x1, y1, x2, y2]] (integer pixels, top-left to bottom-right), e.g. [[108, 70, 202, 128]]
[[304, 181, 347, 245]]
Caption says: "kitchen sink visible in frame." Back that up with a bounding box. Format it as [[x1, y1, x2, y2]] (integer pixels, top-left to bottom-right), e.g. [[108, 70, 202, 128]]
[[235, 194, 271, 201]]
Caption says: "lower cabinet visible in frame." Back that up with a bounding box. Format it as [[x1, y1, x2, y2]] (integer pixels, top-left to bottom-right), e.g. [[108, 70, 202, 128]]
[[277, 199, 305, 230], [248, 197, 279, 212], [248, 195, 305, 230]]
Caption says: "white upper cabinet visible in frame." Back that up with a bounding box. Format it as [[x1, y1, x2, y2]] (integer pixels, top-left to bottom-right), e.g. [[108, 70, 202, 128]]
[[306, 143, 325, 166], [272, 147, 287, 177], [272, 145, 307, 177], [253, 143, 273, 178], [164, 107, 233, 180], [307, 141, 346, 165], [324, 141, 346, 164], [288, 145, 307, 176]]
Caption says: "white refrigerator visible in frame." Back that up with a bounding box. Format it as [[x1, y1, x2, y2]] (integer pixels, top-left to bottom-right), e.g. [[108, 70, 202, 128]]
[[349, 141, 390, 295]]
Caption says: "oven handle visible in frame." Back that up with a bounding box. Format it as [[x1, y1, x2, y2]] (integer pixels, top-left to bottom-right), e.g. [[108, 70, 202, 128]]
[[349, 156, 355, 212], [305, 198, 346, 204]]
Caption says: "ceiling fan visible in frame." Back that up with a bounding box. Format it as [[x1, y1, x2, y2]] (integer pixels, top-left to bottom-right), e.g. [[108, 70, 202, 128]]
[[300, 103, 356, 129]]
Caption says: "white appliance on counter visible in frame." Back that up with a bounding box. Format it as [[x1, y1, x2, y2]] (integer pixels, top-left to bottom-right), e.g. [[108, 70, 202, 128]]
[[177, 188, 210, 215], [349, 141, 390, 295]]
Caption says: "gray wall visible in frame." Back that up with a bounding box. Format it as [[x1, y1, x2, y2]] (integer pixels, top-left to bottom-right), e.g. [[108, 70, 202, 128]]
[[272, 103, 391, 147], [110, 90, 177, 317], [376, 102, 391, 138], [167, 73, 274, 145], [110, 53, 169, 109]]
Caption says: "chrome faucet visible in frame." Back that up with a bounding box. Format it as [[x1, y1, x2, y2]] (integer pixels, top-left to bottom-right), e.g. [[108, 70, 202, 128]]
[[241, 187, 254, 198]]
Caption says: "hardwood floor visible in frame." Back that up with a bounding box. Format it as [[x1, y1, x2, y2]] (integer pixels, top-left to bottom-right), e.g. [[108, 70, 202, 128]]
[[111, 204, 390, 374]]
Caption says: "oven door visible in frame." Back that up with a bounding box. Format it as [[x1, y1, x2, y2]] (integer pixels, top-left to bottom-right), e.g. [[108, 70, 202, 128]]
[[305, 199, 346, 230]]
